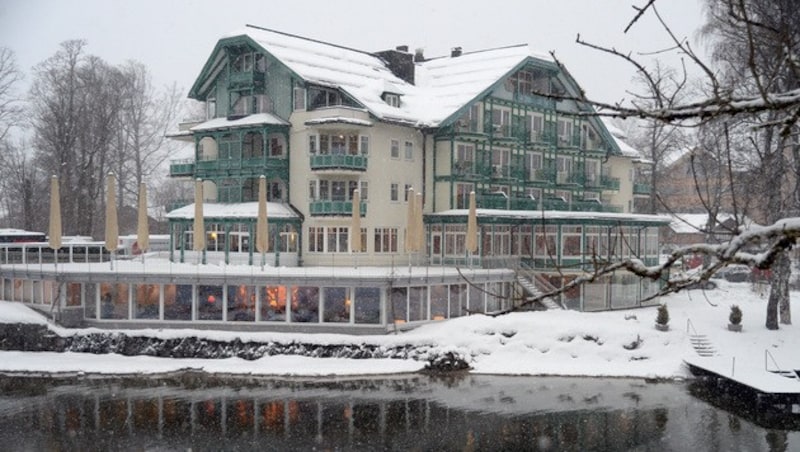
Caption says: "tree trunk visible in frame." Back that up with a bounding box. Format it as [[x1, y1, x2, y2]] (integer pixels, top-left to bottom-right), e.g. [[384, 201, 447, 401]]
[[777, 253, 791, 325], [766, 251, 790, 329]]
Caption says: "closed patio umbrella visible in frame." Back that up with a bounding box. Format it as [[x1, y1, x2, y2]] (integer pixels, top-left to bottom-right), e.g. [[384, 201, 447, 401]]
[[256, 175, 268, 268], [415, 192, 425, 253], [105, 173, 119, 267], [466, 191, 478, 255], [136, 183, 150, 260], [351, 189, 361, 253], [405, 188, 417, 253], [193, 179, 205, 263], [48, 175, 62, 252]]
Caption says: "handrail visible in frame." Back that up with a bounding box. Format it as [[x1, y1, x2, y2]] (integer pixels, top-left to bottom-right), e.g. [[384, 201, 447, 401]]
[[765, 349, 784, 373], [686, 318, 698, 336]]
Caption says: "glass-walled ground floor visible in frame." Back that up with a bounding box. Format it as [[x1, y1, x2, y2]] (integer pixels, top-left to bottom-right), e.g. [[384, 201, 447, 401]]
[[537, 270, 662, 312], [0, 263, 514, 333]]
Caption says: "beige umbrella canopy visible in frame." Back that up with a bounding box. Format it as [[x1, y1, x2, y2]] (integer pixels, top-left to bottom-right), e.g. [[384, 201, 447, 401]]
[[193, 179, 205, 253], [414, 192, 425, 252], [48, 175, 62, 251], [466, 191, 478, 254], [105, 173, 119, 253], [350, 189, 362, 252], [405, 188, 417, 253], [136, 183, 150, 254], [256, 175, 269, 260]]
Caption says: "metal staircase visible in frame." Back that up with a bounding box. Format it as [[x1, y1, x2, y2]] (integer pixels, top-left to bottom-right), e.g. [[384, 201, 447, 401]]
[[515, 274, 562, 310], [688, 334, 718, 357], [686, 319, 718, 357]]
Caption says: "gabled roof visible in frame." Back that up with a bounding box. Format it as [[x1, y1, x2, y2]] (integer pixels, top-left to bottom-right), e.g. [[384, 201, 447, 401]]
[[230, 26, 420, 125], [601, 118, 648, 162], [188, 25, 621, 146], [412, 45, 547, 125]]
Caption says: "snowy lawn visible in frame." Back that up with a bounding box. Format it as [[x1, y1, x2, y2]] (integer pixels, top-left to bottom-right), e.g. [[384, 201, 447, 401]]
[[0, 280, 797, 379]]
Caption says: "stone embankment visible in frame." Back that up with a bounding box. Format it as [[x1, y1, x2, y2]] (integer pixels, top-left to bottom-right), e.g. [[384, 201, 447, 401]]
[[0, 323, 470, 373]]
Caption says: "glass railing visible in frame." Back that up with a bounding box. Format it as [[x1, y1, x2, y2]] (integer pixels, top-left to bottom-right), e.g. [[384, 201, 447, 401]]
[[169, 159, 195, 177], [309, 154, 368, 171], [633, 183, 651, 195], [309, 200, 367, 216]]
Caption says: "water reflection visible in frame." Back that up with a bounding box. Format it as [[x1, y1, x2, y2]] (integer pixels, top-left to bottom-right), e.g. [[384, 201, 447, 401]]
[[0, 375, 797, 451]]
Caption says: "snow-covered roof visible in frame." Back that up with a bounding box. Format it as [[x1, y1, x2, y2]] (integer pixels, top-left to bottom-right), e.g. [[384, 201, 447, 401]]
[[413, 45, 543, 125], [668, 213, 757, 234], [0, 229, 45, 237], [431, 208, 670, 225], [220, 27, 554, 127], [304, 116, 374, 127], [166, 202, 299, 220], [232, 27, 421, 125], [601, 118, 648, 161], [190, 113, 289, 132]]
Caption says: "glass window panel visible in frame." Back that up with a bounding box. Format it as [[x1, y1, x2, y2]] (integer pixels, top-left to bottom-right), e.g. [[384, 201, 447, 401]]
[[323, 287, 350, 323], [291, 286, 319, 322], [408, 286, 427, 322], [227, 285, 255, 322], [261, 285, 287, 321], [164, 284, 192, 320], [100, 282, 129, 320], [390, 287, 407, 323], [83, 282, 96, 319], [134, 284, 159, 319], [430, 285, 448, 320], [355, 287, 381, 324], [197, 285, 223, 321]]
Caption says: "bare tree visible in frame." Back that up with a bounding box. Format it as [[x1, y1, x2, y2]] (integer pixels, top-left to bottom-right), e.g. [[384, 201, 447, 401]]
[[0, 47, 23, 142], [29, 41, 124, 237], [112, 61, 182, 209]]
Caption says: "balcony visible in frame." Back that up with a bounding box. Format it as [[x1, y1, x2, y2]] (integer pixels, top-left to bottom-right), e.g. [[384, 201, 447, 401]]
[[194, 158, 288, 178], [309, 200, 367, 216], [572, 200, 622, 213], [633, 183, 651, 195], [228, 70, 265, 89], [454, 119, 481, 134], [169, 159, 195, 177], [600, 175, 621, 191], [453, 160, 478, 178], [310, 154, 368, 172]]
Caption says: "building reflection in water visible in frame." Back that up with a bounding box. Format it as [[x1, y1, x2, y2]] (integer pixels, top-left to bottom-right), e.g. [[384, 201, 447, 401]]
[[0, 376, 790, 450]]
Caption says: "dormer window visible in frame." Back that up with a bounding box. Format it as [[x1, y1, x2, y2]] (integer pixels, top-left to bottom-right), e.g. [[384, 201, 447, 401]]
[[383, 93, 400, 108]]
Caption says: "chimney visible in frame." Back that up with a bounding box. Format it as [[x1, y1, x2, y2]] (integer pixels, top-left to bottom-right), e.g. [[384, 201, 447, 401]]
[[374, 46, 415, 85], [414, 48, 425, 63], [451, 46, 462, 57]]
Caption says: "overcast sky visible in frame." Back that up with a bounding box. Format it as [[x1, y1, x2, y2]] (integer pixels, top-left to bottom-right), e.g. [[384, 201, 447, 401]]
[[1, 0, 706, 109]]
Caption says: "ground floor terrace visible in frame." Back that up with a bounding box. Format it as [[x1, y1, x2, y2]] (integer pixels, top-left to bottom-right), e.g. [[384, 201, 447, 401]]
[[0, 260, 514, 334]]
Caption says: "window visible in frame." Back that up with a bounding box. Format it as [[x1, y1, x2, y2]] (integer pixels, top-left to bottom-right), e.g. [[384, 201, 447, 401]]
[[359, 181, 369, 200], [530, 115, 543, 140], [384, 93, 400, 107], [255, 94, 271, 113], [309, 135, 317, 154], [404, 184, 413, 201], [404, 141, 413, 160], [309, 227, 324, 252], [308, 180, 317, 201], [293, 86, 306, 110], [390, 183, 399, 201], [455, 144, 474, 175], [307, 86, 351, 109], [206, 97, 216, 120], [557, 119, 573, 145], [269, 135, 283, 157], [374, 228, 398, 253], [390, 139, 400, 158], [360, 136, 369, 155], [492, 109, 511, 136], [243, 132, 263, 159], [455, 183, 473, 209]]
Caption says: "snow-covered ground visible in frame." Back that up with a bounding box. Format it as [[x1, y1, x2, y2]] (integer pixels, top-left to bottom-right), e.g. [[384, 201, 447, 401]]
[[0, 280, 797, 379]]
